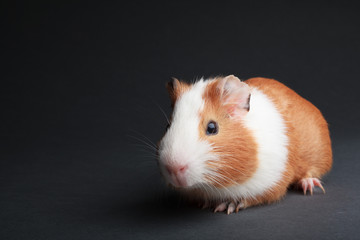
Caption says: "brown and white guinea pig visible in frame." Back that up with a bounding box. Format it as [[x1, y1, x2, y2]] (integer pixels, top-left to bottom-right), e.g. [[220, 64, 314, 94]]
[[157, 75, 332, 214]]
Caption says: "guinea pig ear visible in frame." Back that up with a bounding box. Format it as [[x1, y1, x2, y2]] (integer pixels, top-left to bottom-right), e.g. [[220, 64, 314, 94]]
[[166, 78, 189, 107], [166, 78, 180, 106], [218, 75, 251, 118]]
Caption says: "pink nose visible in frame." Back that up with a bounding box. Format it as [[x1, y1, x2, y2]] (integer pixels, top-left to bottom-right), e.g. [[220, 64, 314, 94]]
[[165, 164, 188, 187], [165, 164, 188, 175]]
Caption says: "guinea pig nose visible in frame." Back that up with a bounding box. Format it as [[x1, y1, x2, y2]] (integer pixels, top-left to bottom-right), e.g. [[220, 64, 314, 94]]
[[165, 164, 188, 175], [179, 165, 187, 172]]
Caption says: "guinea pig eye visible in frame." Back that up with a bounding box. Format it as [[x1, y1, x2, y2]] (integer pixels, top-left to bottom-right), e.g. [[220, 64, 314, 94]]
[[206, 121, 218, 135], [166, 123, 170, 131]]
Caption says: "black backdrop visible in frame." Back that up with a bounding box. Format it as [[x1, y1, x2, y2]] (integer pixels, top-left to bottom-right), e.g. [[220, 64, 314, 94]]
[[2, 1, 360, 240]]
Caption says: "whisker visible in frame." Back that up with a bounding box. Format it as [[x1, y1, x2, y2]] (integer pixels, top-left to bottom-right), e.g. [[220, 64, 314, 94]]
[[208, 172, 237, 187], [127, 134, 158, 152], [137, 153, 158, 159], [202, 175, 223, 198], [207, 162, 246, 176], [212, 172, 239, 186], [206, 174, 236, 200], [153, 101, 170, 125], [206, 173, 237, 201], [197, 182, 209, 200], [130, 143, 158, 153], [128, 129, 158, 148]]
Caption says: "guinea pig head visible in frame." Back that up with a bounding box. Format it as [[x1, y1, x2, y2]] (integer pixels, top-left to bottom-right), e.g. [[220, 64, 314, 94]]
[[158, 75, 258, 189]]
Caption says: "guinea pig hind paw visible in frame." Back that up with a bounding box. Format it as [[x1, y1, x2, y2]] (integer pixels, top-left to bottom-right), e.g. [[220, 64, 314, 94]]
[[299, 178, 326, 195], [227, 202, 236, 215], [214, 202, 228, 213]]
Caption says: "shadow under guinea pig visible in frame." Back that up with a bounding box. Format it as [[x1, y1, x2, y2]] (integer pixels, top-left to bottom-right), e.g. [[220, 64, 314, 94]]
[[106, 190, 210, 226]]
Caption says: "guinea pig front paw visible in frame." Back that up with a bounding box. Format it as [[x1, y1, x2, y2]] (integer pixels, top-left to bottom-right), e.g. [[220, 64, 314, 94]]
[[298, 178, 326, 195], [214, 201, 247, 214], [214, 202, 228, 213]]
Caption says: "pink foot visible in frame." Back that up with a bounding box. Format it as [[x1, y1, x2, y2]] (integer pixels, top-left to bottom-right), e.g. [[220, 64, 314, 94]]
[[214, 202, 227, 213], [299, 178, 325, 195], [214, 201, 245, 214], [227, 202, 235, 215]]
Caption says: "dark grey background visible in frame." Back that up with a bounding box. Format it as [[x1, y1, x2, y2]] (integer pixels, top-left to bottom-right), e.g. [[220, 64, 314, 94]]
[[1, 1, 360, 239]]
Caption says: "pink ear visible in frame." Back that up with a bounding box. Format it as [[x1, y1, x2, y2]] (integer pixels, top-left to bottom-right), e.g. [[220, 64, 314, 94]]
[[218, 75, 251, 118]]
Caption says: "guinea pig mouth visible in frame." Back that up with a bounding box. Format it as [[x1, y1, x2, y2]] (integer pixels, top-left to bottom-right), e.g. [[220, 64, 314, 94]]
[[169, 174, 188, 188]]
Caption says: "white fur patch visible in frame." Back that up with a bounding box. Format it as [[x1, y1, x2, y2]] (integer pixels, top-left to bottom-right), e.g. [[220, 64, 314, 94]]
[[215, 87, 289, 200], [159, 79, 216, 187]]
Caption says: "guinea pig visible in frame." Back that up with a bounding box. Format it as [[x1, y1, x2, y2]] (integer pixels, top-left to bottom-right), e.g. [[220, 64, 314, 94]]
[[157, 75, 332, 214]]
